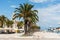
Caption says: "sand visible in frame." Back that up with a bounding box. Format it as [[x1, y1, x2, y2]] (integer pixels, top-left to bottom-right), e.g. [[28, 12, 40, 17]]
[[0, 31, 60, 40], [33, 31, 60, 38]]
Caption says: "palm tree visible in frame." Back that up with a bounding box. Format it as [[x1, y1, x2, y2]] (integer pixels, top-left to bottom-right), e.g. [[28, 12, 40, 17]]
[[13, 3, 38, 34], [17, 21, 24, 29], [6, 19, 13, 28], [0, 15, 8, 28]]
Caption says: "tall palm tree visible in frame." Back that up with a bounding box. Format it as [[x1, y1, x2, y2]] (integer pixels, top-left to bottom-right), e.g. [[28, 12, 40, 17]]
[[0, 15, 8, 28], [13, 3, 38, 34]]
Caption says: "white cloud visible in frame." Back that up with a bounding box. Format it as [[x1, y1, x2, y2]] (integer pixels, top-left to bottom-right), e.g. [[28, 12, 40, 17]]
[[58, 22, 60, 24], [29, 0, 55, 3], [51, 17, 60, 20], [10, 5, 17, 8], [37, 4, 60, 23]]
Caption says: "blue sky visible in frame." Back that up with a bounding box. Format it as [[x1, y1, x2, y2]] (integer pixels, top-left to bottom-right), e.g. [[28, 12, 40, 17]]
[[0, 0, 60, 30]]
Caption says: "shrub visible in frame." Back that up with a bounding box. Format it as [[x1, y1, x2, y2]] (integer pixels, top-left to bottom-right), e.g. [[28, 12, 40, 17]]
[[31, 25, 40, 32]]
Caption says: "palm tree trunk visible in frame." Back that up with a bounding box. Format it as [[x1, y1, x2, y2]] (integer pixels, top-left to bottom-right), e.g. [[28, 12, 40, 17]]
[[28, 21, 31, 33], [7, 25, 9, 28], [24, 20, 28, 34]]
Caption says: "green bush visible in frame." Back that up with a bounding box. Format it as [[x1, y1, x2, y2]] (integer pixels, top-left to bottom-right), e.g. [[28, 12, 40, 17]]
[[31, 25, 40, 32], [31, 25, 40, 29]]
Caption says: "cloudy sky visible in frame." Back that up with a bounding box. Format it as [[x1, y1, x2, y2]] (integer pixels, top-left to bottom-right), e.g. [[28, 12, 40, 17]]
[[0, 0, 60, 30]]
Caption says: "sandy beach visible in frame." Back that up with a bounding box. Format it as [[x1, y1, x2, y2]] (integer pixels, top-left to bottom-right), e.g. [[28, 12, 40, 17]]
[[0, 31, 60, 40], [33, 31, 60, 38]]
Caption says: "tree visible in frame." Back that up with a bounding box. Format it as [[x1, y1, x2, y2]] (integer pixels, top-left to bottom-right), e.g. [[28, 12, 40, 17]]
[[31, 24, 40, 32], [17, 21, 24, 29], [6, 19, 13, 28], [0, 15, 8, 28], [13, 3, 38, 34]]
